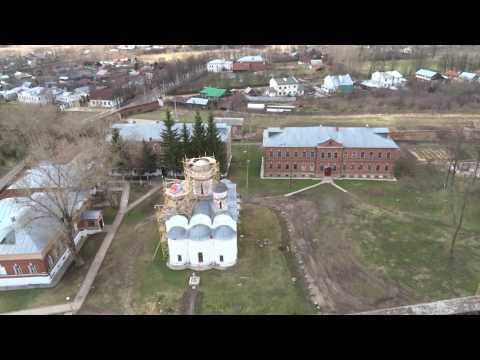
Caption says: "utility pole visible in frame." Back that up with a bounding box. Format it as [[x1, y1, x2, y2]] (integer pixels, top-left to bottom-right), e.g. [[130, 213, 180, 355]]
[[174, 97, 178, 120], [246, 159, 250, 193]]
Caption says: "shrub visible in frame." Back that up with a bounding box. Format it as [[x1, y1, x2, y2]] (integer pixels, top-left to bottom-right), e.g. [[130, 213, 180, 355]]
[[394, 151, 417, 178]]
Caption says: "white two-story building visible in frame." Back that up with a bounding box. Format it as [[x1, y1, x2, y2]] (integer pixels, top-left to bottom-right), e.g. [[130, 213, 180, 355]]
[[17, 87, 54, 105], [269, 76, 304, 97], [207, 59, 233, 72]]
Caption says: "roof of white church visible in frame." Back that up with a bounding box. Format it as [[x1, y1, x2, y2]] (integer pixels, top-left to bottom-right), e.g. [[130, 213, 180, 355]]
[[165, 179, 239, 242]]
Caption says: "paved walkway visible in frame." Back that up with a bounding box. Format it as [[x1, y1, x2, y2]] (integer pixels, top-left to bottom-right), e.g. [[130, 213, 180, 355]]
[[3, 303, 76, 316], [284, 178, 348, 197], [353, 295, 480, 315], [73, 182, 130, 310], [126, 184, 162, 213]]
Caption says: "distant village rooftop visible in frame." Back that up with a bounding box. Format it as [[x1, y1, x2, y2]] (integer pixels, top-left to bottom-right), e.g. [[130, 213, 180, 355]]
[[111, 121, 231, 143]]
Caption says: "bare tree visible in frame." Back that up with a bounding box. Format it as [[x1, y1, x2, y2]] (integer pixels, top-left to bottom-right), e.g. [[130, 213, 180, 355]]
[[15, 131, 111, 267], [449, 148, 480, 258]]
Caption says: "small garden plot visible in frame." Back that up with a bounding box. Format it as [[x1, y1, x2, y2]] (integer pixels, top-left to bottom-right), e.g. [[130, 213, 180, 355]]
[[407, 145, 451, 163]]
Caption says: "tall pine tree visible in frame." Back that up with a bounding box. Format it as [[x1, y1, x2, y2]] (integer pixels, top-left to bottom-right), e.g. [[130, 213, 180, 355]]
[[160, 109, 180, 172], [206, 112, 226, 171], [110, 128, 131, 170], [191, 111, 206, 157], [141, 140, 157, 173], [180, 122, 191, 160]]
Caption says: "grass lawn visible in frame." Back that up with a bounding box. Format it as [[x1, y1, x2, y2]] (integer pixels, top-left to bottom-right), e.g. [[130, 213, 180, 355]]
[[340, 164, 480, 233], [129, 183, 156, 204], [102, 207, 117, 225], [230, 144, 319, 198], [0, 233, 105, 313], [230, 140, 480, 306], [198, 203, 313, 314]]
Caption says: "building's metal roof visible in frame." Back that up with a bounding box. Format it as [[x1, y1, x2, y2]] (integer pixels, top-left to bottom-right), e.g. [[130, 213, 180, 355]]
[[263, 126, 399, 149], [207, 59, 233, 65], [213, 181, 228, 193], [111, 122, 231, 143], [199, 86, 226, 98], [80, 210, 102, 221], [192, 200, 213, 218], [186, 97, 209, 106], [223, 179, 239, 221], [237, 55, 264, 63], [416, 69, 440, 78], [0, 192, 89, 256], [459, 72, 478, 81], [9, 162, 75, 190]]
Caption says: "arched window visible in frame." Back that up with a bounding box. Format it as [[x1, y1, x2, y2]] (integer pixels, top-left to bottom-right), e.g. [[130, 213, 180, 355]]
[[0, 265, 7, 276]]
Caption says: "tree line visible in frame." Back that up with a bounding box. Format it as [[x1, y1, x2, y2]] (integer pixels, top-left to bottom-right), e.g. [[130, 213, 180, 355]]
[[111, 110, 226, 176]]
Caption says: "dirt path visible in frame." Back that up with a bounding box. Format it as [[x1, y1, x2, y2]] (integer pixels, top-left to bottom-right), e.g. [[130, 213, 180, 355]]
[[180, 287, 201, 315]]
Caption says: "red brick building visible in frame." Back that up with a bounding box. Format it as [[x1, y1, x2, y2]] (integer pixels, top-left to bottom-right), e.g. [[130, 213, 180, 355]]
[[0, 192, 103, 289], [262, 126, 400, 179], [233, 55, 267, 72]]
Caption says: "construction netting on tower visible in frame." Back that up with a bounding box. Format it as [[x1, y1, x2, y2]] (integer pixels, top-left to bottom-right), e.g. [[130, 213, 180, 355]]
[[153, 156, 219, 260]]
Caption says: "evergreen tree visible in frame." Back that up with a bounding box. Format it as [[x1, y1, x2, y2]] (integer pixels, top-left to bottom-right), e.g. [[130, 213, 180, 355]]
[[191, 111, 206, 157], [110, 128, 130, 170], [206, 112, 226, 172], [160, 109, 180, 172], [141, 140, 157, 173], [180, 122, 191, 159]]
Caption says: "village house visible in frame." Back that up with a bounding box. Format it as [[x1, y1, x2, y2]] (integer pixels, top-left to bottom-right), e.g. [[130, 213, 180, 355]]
[[322, 74, 354, 94], [261, 126, 400, 180], [458, 72, 479, 82], [110, 121, 233, 171], [233, 55, 267, 72], [415, 69, 444, 82], [88, 88, 124, 108], [207, 59, 233, 72], [269, 76, 304, 97], [444, 69, 460, 80], [55, 91, 84, 110], [185, 97, 209, 108], [214, 117, 244, 140], [17, 86, 54, 105], [199, 86, 226, 100], [363, 71, 406, 89]]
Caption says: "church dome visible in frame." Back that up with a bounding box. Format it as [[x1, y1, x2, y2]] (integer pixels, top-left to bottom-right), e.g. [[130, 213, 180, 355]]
[[167, 226, 187, 240], [213, 225, 236, 240], [192, 158, 212, 172], [189, 224, 211, 241]]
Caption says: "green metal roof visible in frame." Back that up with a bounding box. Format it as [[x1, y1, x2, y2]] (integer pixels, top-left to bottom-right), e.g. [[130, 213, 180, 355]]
[[200, 86, 226, 98]]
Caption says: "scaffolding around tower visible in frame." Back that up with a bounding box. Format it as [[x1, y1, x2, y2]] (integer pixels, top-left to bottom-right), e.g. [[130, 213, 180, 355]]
[[154, 156, 220, 260]]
